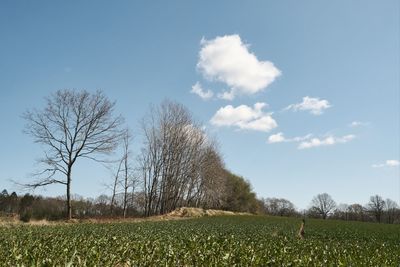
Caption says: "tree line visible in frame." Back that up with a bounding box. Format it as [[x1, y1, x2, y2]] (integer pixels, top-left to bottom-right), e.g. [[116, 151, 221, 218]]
[[1, 189, 398, 224], [260, 193, 400, 224], [4, 89, 398, 223]]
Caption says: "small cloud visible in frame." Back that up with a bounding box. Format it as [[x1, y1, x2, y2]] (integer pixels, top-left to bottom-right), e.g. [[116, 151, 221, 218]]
[[285, 96, 331, 115], [349, 121, 370, 127], [372, 160, 400, 168], [268, 132, 285, 143], [298, 134, 355, 149], [197, 34, 281, 100], [268, 132, 312, 144], [210, 102, 277, 132], [191, 82, 214, 100], [217, 91, 235, 101]]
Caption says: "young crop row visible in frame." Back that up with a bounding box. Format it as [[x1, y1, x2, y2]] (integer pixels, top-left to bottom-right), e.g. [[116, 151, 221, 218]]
[[0, 216, 399, 266]]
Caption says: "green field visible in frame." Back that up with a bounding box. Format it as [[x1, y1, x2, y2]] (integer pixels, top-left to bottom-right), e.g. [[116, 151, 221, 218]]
[[1, 215, 399, 266]]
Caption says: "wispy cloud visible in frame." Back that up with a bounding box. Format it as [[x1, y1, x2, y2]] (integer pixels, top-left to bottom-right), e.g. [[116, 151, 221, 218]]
[[349, 121, 370, 127], [191, 82, 214, 100], [285, 96, 331, 115], [297, 134, 355, 149], [197, 34, 281, 100], [210, 102, 277, 132], [268, 132, 312, 144], [372, 160, 400, 168]]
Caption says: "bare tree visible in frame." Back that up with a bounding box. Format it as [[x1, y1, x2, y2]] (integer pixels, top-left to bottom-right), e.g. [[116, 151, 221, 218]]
[[138, 100, 223, 216], [368, 195, 385, 223], [263, 198, 296, 217], [109, 157, 124, 215], [347, 203, 365, 221], [22, 89, 124, 219], [384, 198, 398, 224], [310, 193, 336, 219], [122, 129, 132, 218]]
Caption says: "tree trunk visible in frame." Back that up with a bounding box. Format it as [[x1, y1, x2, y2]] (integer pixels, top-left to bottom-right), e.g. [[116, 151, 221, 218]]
[[123, 155, 128, 218], [67, 169, 72, 220]]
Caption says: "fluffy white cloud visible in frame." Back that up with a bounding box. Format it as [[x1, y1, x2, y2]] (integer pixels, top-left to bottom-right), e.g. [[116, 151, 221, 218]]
[[372, 160, 400, 168], [298, 134, 355, 149], [285, 96, 331, 115], [210, 102, 277, 132], [349, 121, 370, 127], [197, 35, 281, 100], [268, 132, 285, 143], [190, 82, 214, 100], [268, 132, 312, 144]]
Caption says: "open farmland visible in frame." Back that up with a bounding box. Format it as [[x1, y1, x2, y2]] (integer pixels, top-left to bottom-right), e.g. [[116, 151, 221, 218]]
[[0, 216, 399, 266]]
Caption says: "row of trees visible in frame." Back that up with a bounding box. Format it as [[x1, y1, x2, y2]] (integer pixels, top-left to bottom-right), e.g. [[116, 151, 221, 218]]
[[15, 89, 260, 220], [2, 189, 398, 224], [8, 89, 399, 223], [260, 193, 400, 224], [0, 168, 260, 221]]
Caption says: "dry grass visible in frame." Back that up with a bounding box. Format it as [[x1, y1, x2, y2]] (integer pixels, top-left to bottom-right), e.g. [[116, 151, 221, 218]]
[[0, 207, 251, 226]]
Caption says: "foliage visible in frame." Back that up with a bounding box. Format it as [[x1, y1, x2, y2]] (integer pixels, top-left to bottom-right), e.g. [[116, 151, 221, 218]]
[[1, 216, 399, 266], [222, 171, 261, 213]]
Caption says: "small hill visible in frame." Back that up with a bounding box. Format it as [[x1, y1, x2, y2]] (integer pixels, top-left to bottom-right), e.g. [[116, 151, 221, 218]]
[[164, 207, 250, 218]]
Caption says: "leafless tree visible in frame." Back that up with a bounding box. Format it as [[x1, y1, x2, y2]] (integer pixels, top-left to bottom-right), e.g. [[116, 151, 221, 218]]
[[22, 89, 124, 219], [263, 198, 296, 217], [122, 129, 133, 218], [368, 195, 385, 223], [310, 193, 336, 219], [347, 203, 365, 221], [138, 100, 223, 216], [384, 198, 398, 224], [109, 157, 124, 215]]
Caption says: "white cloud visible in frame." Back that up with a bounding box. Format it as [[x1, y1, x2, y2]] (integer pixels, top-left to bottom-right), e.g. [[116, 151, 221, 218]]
[[268, 132, 285, 143], [210, 102, 277, 132], [191, 82, 214, 100], [372, 160, 400, 168], [268, 132, 312, 144], [197, 35, 281, 100], [387, 160, 400, 166], [349, 121, 370, 127], [298, 134, 355, 149], [217, 91, 235, 101], [285, 96, 331, 115]]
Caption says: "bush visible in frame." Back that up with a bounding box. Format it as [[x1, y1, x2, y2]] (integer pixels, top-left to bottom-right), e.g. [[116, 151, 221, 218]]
[[19, 211, 32, 223]]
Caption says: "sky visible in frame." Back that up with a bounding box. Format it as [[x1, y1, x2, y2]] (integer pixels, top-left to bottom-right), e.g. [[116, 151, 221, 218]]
[[0, 1, 399, 209]]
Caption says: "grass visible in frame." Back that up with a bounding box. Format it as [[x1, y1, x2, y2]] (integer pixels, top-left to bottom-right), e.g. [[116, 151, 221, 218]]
[[0, 215, 399, 266]]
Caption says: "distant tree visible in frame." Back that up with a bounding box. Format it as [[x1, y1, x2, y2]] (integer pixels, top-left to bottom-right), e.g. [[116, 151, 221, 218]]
[[8, 192, 19, 214], [309, 193, 336, 219], [347, 203, 365, 221], [384, 198, 398, 224], [368, 195, 385, 223], [19, 194, 35, 221], [121, 129, 133, 218], [331, 204, 349, 220], [22, 89, 124, 219], [0, 190, 9, 212], [95, 194, 111, 216], [262, 198, 296, 217], [109, 155, 124, 215], [0, 189, 8, 197]]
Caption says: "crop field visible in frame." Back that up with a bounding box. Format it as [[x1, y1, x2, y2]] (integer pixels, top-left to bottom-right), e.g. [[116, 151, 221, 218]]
[[0, 215, 399, 266]]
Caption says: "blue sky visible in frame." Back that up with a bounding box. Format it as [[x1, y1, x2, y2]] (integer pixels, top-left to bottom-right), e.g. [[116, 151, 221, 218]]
[[0, 1, 399, 209]]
